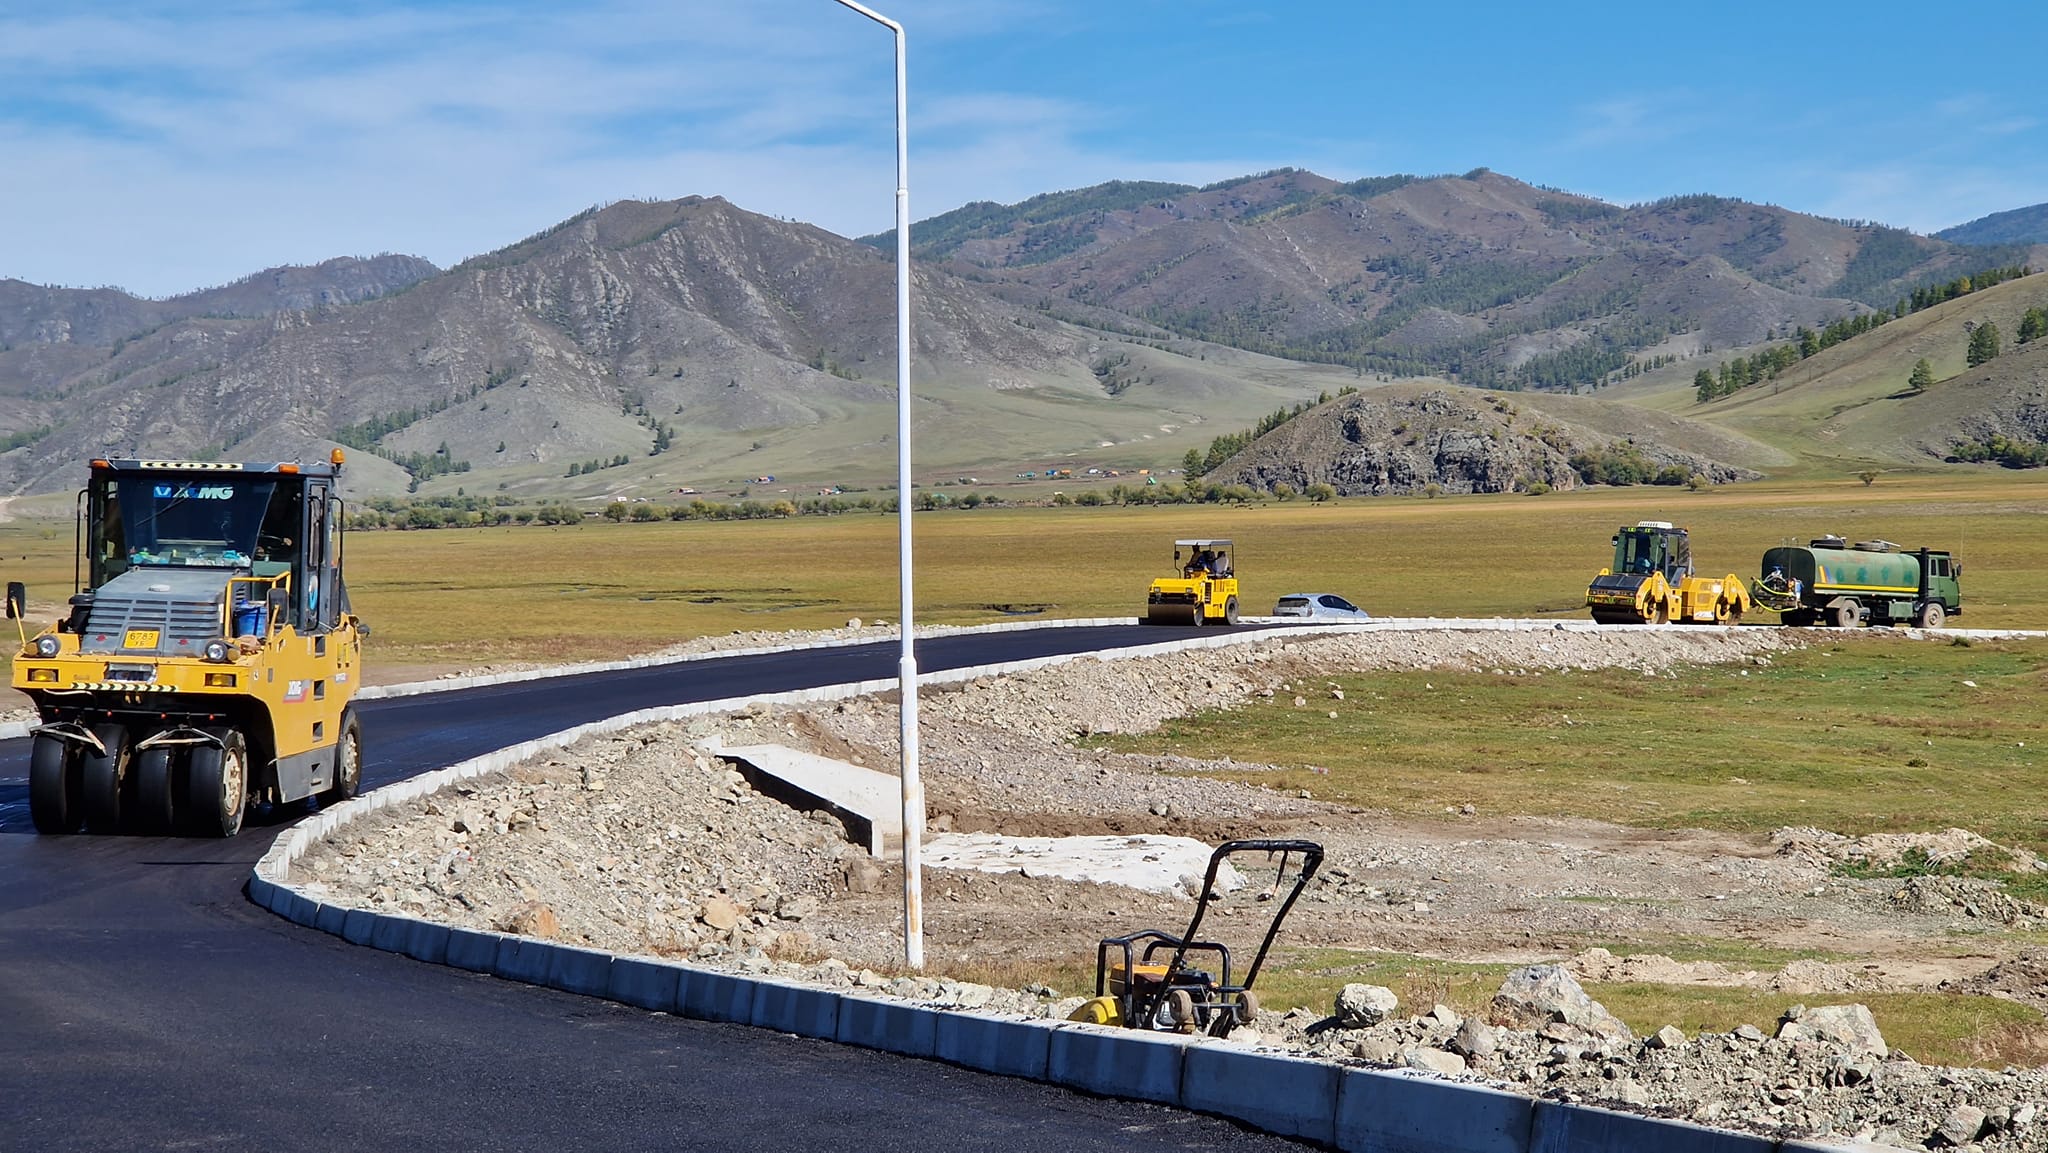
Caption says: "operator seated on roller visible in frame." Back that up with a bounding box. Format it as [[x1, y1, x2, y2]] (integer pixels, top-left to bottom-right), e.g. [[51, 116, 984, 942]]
[[1187, 549, 1215, 578]]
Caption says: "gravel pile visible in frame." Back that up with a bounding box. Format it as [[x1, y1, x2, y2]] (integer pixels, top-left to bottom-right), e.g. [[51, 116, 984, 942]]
[[295, 724, 857, 960]]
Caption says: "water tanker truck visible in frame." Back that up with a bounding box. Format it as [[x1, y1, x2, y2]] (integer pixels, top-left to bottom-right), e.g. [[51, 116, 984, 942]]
[[1752, 537, 1960, 628]]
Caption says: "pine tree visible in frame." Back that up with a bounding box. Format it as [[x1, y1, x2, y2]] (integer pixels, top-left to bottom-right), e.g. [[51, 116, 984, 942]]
[[2019, 308, 2047, 345], [1967, 321, 2003, 367], [1907, 358, 1934, 393], [1693, 368, 1717, 403]]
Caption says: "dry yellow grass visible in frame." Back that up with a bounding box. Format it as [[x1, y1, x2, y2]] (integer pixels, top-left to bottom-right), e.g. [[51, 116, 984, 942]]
[[5, 471, 2046, 671]]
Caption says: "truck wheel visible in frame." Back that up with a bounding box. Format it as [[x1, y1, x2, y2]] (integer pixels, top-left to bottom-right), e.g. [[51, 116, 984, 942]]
[[29, 734, 82, 834], [187, 730, 248, 838], [81, 724, 129, 834], [1829, 602, 1860, 629], [322, 710, 363, 805], [134, 745, 178, 834], [1914, 602, 1946, 629], [1223, 596, 1239, 626]]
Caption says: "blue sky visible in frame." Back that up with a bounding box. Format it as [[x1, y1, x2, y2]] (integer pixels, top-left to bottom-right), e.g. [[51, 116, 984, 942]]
[[3, 0, 2044, 298]]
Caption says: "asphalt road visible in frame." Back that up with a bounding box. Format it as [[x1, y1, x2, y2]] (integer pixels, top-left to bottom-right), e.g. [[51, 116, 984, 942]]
[[0, 623, 1311, 1152]]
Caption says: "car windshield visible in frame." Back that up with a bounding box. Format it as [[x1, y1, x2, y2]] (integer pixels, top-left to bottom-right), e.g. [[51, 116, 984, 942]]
[[108, 476, 278, 569]]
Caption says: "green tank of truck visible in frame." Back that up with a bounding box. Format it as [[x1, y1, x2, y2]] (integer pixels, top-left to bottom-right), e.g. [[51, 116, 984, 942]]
[[1752, 536, 1961, 628]]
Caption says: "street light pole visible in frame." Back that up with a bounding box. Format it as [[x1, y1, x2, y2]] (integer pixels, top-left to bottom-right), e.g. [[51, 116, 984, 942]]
[[828, 0, 922, 971]]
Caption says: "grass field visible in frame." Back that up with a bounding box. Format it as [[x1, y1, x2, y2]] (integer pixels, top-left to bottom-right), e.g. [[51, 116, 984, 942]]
[[1112, 638, 2048, 862], [4, 470, 2046, 675]]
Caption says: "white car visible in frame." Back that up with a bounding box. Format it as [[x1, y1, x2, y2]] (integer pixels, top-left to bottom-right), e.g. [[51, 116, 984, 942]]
[[1272, 593, 1371, 621]]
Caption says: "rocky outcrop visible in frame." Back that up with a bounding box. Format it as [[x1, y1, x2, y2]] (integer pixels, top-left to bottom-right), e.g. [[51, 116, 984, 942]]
[[1210, 385, 1759, 496]]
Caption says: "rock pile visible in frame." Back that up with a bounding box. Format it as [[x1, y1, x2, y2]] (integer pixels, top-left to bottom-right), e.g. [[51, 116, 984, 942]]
[[1274, 969, 2048, 1149]]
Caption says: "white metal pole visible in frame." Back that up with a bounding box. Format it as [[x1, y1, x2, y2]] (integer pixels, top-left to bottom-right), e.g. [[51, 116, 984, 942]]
[[829, 0, 922, 971]]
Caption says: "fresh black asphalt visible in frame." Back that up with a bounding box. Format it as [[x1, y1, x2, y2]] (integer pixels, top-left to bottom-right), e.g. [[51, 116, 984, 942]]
[[0, 623, 1311, 1151]]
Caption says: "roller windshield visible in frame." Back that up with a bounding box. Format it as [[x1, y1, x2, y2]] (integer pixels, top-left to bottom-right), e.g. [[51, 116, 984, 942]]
[[1615, 530, 1660, 575], [101, 476, 280, 570]]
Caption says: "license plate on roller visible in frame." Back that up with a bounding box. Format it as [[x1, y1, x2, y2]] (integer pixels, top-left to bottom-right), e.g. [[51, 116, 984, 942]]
[[124, 629, 161, 649]]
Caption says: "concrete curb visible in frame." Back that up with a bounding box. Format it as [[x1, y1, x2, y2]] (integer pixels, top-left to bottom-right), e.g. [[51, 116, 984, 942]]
[[248, 622, 1936, 1152]]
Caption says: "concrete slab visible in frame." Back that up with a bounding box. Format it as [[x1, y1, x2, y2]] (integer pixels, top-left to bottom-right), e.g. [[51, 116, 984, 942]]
[[838, 996, 940, 1059], [932, 1012, 1051, 1080], [313, 901, 347, 936], [606, 957, 684, 1013], [367, 913, 419, 955], [1182, 1044, 1340, 1145], [1047, 1023, 1189, 1105], [398, 919, 451, 965], [282, 890, 321, 927], [444, 927, 505, 973], [923, 832, 1244, 896], [709, 741, 902, 855], [544, 943, 615, 999], [493, 935, 554, 986], [340, 908, 378, 946], [1335, 1067, 1532, 1153], [1529, 1100, 1774, 1153], [750, 979, 841, 1040], [679, 968, 756, 1024]]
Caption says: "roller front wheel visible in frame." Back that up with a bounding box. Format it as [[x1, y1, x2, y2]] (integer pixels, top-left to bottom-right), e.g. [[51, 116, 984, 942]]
[[29, 734, 82, 834], [187, 730, 248, 838]]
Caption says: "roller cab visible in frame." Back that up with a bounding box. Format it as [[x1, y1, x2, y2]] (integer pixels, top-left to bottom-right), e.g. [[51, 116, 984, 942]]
[[1143, 539, 1240, 627], [12, 454, 367, 836], [1587, 522, 1749, 625]]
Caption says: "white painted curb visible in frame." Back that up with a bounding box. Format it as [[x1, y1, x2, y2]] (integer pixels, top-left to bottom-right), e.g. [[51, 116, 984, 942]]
[[246, 620, 1840, 1152]]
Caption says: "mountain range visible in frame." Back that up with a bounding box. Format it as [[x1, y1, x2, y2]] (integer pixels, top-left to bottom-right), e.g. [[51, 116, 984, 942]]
[[1937, 202, 2048, 247], [2, 169, 2043, 498]]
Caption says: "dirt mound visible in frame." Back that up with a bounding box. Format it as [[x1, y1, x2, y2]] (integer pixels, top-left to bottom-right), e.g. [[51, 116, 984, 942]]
[[1773, 826, 2045, 873], [1952, 951, 2048, 1014], [1210, 384, 1759, 497], [1566, 948, 1892, 995]]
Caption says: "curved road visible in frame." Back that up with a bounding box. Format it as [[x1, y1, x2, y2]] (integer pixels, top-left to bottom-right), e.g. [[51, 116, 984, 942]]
[[0, 624, 1310, 1152]]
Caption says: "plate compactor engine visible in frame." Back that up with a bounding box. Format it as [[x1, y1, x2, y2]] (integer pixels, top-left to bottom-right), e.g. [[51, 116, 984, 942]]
[[9, 454, 367, 837]]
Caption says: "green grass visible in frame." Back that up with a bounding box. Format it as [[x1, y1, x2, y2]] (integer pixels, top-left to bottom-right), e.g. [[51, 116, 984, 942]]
[[1111, 638, 2048, 857]]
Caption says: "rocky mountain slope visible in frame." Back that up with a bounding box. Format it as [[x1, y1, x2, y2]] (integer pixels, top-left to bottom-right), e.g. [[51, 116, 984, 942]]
[[1206, 384, 1761, 496], [5, 171, 2043, 499], [874, 169, 2043, 389], [0, 197, 1347, 496]]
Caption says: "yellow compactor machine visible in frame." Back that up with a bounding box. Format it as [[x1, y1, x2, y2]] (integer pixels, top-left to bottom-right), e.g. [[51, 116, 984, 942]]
[[9, 454, 366, 836], [1585, 521, 1750, 625], [1143, 538, 1239, 626]]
